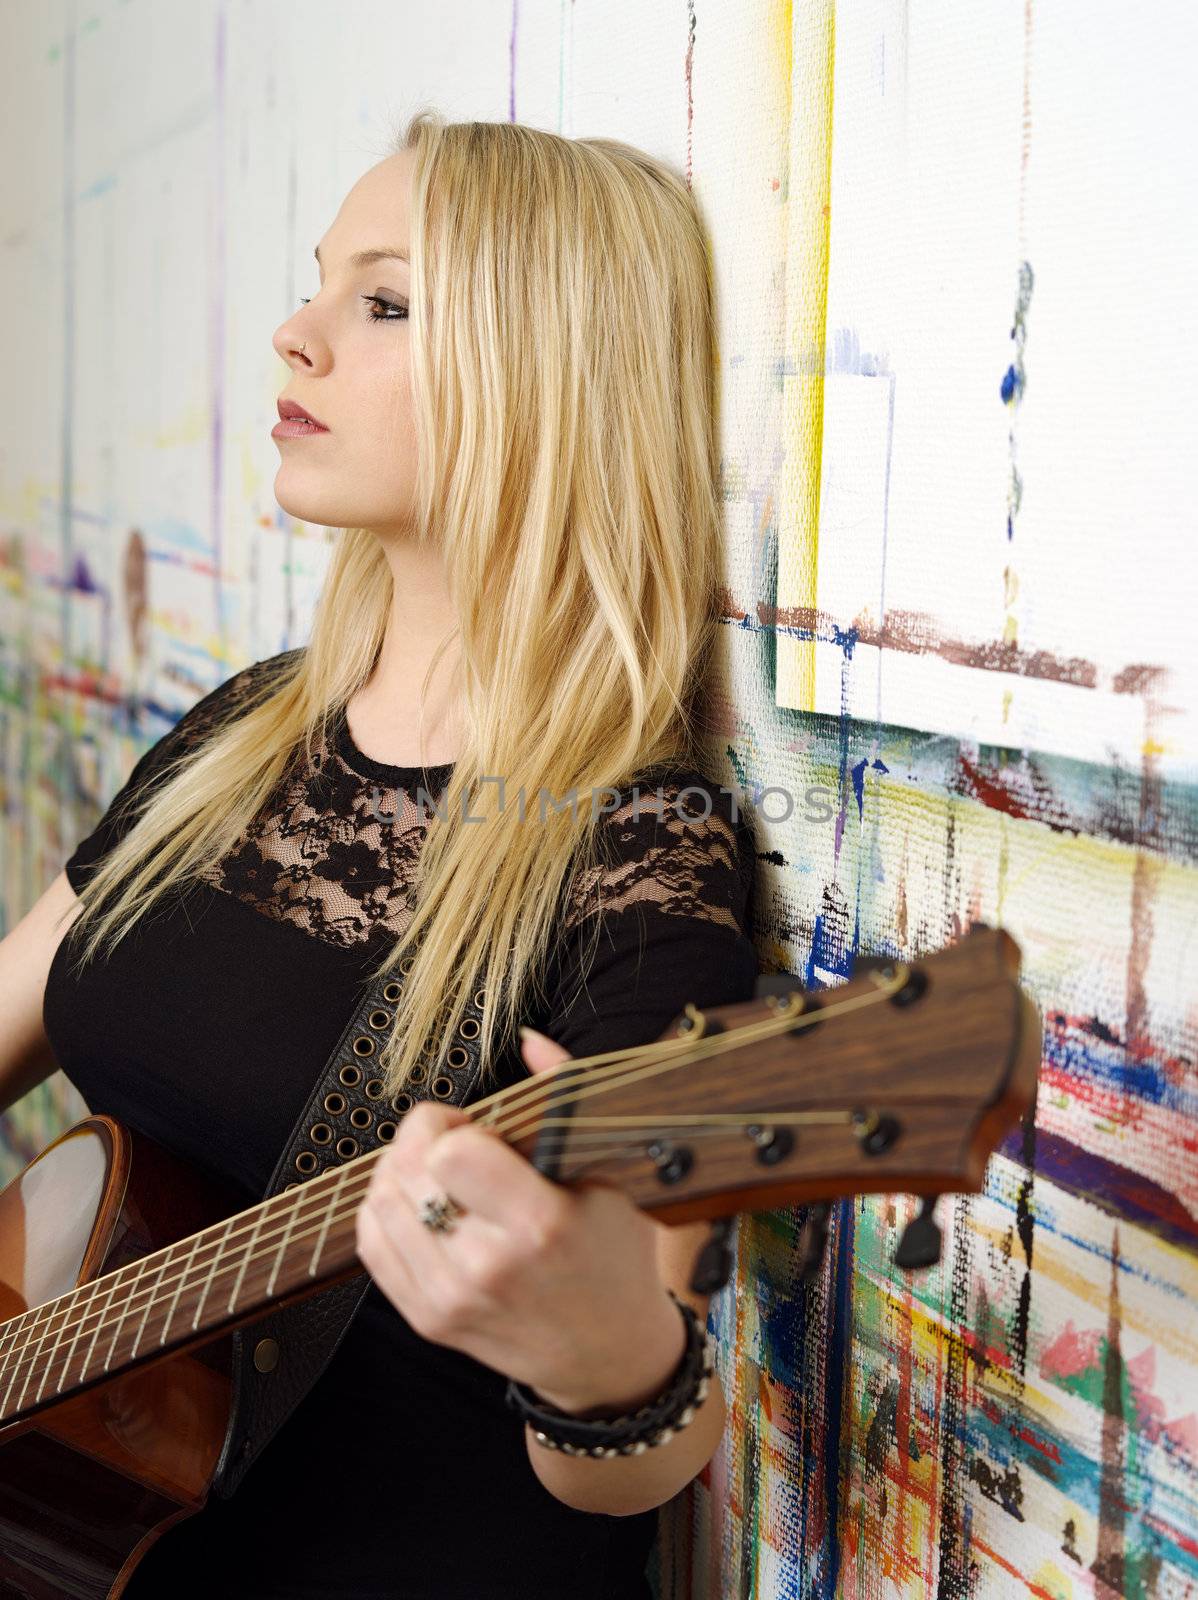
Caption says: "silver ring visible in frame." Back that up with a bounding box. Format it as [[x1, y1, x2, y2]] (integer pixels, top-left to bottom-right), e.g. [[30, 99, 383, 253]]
[[418, 1191, 462, 1233]]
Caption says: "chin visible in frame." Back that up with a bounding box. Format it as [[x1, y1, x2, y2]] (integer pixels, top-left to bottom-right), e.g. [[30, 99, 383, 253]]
[[272, 477, 350, 529], [273, 472, 414, 539]]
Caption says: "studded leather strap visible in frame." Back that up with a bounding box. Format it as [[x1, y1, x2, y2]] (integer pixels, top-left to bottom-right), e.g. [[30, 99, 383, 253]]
[[210, 953, 491, 1499]]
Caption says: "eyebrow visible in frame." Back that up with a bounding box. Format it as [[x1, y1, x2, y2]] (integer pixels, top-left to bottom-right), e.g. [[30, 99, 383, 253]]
[[314, 245, 409, 269]]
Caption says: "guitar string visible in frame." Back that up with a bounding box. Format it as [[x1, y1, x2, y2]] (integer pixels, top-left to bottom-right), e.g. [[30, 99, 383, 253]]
[[0, 1015, 764, 1356], [471, 962, 900, 1135], [0, 1084, 902, 1417], [0, 1034, 759, 1411], [0, 991, 817, 1371], [0, 1033, 780, 1405], [486, 975, 908, 1145], [0, 973, 911, 1407], [0, 974, 910, 1406]]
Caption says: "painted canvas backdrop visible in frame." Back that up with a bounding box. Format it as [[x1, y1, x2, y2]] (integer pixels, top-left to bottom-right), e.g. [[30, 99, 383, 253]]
[[2, 2, 1195, 1595]]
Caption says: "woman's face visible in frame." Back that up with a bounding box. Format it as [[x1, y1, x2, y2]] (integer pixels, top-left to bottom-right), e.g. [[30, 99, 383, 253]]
[[271, 149, 417, 539]]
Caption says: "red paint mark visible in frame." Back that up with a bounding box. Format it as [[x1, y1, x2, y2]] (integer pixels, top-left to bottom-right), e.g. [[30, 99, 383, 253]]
[[1112, 663, 1169, 696], [1040, 1319, 1101, 1381], [971, 1536, 1062, 1599], [1144, 1508, 1198, 1562], [1014, 1424, 1062, 1464], [41, 671, 126, 709], [955, 751, 1058, 823], [736, 594, 1101, 687], [960, 1327, 1015, 1374]]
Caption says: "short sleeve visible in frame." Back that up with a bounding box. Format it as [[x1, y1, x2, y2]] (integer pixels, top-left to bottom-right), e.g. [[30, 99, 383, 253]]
[[533, 767, 759, 1059], [63, 649, 303, 894]]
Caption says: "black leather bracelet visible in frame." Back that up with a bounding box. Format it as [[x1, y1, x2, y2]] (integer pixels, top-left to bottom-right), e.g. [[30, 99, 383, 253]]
[[504, 1293, 716, 1458]]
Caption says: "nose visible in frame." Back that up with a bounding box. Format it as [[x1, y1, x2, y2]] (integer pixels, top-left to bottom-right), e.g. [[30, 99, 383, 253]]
[[272, 316, 316, 369]]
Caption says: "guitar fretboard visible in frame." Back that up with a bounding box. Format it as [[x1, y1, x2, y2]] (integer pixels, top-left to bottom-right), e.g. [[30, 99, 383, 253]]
[[0, 1150, 379, 1427]]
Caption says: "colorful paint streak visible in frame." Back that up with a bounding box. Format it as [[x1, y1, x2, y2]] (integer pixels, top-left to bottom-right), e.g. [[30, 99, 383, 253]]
[[657, 679, 1198, 1597]]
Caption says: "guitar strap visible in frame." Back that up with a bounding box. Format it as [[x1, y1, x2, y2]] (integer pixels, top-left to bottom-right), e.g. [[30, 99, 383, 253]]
[[211, 947, 492, 1498]]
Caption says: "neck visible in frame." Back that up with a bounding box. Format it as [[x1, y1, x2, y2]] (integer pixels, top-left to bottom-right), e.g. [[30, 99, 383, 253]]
[[355, 530, 463, 765]]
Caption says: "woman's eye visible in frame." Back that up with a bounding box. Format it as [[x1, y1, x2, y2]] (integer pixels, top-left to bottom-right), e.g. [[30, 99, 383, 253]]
[[296, 295, 408, 323], [361, 294, 409, 321]]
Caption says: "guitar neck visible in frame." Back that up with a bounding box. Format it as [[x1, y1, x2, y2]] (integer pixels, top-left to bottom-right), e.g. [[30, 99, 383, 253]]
[[0, 1036, 713, 1429], [0, 928, 1038, 1429]]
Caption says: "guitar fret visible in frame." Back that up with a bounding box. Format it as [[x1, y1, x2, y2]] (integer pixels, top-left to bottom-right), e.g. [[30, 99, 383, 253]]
[[79, 1269, 125, 1390], [265, 1191, 302, 1300], [161, 1229, 205, 1347], [191, 1216, 238, 1331], [225, 1202, 270, 1314], [309, 1164, 354, 1278], [13, 1302, 57, 1417], [101, 1252, 150, 1373], [56, 1273, 107, 1396], [34, 1294, 73, 1407], [0, 1305, 32, 1418], [128, 1248, 174, 1363]]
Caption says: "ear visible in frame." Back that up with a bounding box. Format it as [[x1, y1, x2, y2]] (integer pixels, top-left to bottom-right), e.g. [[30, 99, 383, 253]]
[[518, 1024, 573, 1076]]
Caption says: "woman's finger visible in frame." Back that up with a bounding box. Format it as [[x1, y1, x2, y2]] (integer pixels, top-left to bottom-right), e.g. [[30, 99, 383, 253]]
[[359, 1149, 464, 1305], [518, 1025, 573, 1074]]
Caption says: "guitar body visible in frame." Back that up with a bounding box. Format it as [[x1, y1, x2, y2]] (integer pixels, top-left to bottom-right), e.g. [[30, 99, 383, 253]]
[[0, 1117, 246, 1599]]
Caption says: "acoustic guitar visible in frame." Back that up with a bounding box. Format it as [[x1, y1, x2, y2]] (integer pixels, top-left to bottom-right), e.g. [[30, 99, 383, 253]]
[[0, 922, 1041, 1596]]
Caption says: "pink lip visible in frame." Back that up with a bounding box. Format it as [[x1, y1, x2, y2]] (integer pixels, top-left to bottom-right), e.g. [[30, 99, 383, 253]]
[[272, 417, 330, 438]]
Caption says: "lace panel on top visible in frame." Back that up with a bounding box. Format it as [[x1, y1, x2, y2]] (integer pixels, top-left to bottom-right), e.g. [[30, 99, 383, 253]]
[[197, 725, 751, 955], [196, 715, 452, 952], [71, 650, 754, 958]]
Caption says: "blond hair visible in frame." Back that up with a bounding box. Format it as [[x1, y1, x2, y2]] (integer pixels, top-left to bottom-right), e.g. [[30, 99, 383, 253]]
[[61, 109, 727, 1100]]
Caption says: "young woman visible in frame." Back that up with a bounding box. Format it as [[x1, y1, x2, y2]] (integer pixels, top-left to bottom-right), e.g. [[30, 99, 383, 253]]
[[0, 112, 758, 1597]]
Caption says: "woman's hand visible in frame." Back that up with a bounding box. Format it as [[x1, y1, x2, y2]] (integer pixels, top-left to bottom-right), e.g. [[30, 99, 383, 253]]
[[354, 1027, 687, 1416]]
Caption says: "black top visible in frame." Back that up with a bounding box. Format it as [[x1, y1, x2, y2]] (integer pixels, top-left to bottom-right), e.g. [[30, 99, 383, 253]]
[[42, 650, 759, 1600]]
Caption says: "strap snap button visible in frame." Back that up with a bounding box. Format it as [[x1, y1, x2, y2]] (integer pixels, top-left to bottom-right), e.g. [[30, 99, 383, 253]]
[[253, 1338, 280, 1373]]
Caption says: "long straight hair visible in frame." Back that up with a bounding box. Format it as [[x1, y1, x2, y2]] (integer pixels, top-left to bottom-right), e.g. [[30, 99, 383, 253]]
[[61, 110, 727, 1099]]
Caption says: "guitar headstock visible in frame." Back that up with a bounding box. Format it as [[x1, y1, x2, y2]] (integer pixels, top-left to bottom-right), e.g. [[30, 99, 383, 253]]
[[506, 923, 1042, 1273]]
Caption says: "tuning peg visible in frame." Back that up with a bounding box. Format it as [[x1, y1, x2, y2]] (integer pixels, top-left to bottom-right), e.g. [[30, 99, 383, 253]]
[[689, 1217, 737, 1294], [795, 1201, 833, 1282], [893, 1195, 942, 1270]]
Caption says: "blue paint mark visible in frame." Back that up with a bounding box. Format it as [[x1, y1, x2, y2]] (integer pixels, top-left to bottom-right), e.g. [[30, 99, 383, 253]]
[[832, 623, 859, 659], [1000, 363, 1023, 404], [753, 1253, 807, 1392], [70, 553, 102, 595], [1042, 1020, 1197, 1119], [851, 756, 868, 819], [79, 174, 118, 204], [808, 912, 855, 984], [997, 1125, 1198, 1258]]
